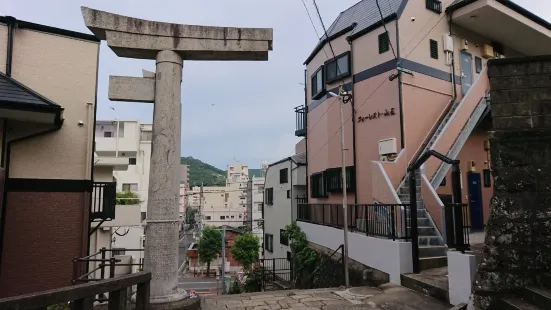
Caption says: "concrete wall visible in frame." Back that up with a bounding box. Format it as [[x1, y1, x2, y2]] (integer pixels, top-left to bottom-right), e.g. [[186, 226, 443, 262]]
[[298, 221, 412, 284]]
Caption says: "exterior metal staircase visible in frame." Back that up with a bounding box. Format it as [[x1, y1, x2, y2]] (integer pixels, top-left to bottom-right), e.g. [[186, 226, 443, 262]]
[[392, 67, 490, 270]]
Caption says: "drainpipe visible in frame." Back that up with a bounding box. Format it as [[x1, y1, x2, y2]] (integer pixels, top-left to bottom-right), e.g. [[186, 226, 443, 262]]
[[290, 160, 294, 222], [346, 36, 358, 208], [0, 123, 62, 271], [303, 69, 308, 203], [448, 13, 458, 101], [1, 120, 7, 168], [5, 16, 16, 77], [396, 21, 405, 150]]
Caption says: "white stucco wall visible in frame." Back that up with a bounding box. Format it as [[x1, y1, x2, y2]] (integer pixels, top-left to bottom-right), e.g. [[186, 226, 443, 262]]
[[298, 221, 413, 284], [264, 159, 306, 260], [448, 251, 477, 306]]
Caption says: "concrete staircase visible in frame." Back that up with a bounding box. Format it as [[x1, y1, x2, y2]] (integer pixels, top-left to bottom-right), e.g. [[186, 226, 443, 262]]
[[500, 274, 551, 310], [398, 169, 447, 271]]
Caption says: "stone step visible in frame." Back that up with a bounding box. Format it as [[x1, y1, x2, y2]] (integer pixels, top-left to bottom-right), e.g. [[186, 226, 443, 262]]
[[419, 256, 448, 271], [500, 298, 543, 310], [405, 209, 428, 218], [400, 272, 449, 304], [522, 287, 551, 309], [419, 235, 444, 246], [407, 226, 438, 236], [419, 245, 448, 258], [417, 218, 433, 227]]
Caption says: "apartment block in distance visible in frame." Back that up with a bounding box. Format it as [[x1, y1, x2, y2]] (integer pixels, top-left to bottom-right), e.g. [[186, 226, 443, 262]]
[[263, 153, 306, 260], [294, 0, 551, 283], [0, 16, 104, 297]]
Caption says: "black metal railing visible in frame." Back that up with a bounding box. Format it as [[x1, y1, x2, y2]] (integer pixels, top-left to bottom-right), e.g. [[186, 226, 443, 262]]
[[297, 203, 409, 241], [295, 105, 307, 137], [72, 247, 144, 284], [260, 257, 293, 290], [426, 0, 442, 13], [301, 244, 344, 289], [445, 203, 470, 252], [91, 182, 117, 221]]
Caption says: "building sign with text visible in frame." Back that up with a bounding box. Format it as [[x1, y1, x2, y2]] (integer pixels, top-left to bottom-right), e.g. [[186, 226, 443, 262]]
[[357, 108, 396, 123]]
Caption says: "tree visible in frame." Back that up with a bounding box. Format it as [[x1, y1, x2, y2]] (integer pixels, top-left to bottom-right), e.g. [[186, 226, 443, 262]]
[[197, 227, 222, 276], [185, 207, 198, 229], [282, 223, 317, 286], [230, 232, 260, 270], [116, 191, 141, 205]]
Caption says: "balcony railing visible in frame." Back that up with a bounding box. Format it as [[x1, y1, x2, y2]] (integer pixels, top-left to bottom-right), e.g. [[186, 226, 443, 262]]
[[72, 247, 145, 284], [295, 105, 307, 137], [0, 272, 151, 310], [297, 203, 409, 241], [91, 182, 117, 221]]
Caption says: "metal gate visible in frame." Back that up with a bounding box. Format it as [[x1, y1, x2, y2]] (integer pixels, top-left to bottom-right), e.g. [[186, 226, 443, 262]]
[[260, 258, 292, 291]]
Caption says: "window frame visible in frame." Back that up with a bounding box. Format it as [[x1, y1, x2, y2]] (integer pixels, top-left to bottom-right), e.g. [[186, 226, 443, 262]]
[[378, 32, 390, 54], [129, 157, 137, 165], [265, 234, 274, 252], [310, 172, 328, 198], [279, 168, 289, 184], [324, 51, 351, 84], [475, 56, 483, 73], [429, 39, 439, 60], [426, 0, 442, 14], [311, 66, 326, 99], [265, 188, 274, 205], [280, 229, 289, 246]]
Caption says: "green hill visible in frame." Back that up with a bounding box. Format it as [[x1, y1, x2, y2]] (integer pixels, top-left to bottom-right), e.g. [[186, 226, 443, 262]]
[[180, 156, 226, 187], [248, 169, 263, 178]]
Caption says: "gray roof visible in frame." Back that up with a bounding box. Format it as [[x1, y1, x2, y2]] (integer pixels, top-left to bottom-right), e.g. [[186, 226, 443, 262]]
[[0, 72, 60, 108], [325, 0, 403, 38], [290, 152, 307, 165], [305, 0, 404, 64]]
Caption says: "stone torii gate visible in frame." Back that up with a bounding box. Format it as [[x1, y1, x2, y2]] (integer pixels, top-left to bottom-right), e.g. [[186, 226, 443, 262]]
[[81, 7, 273, 308]]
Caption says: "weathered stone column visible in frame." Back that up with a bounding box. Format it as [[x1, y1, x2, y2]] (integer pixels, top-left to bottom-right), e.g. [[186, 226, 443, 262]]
[[145, 50, 184, 303], [473, 56, 551, 309]]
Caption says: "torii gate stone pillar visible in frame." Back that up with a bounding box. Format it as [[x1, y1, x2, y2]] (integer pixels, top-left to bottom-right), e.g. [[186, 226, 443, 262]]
[[81, 7, 273, 308]]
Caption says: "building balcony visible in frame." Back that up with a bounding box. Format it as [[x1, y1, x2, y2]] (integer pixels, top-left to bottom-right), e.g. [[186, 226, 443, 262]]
[[294, 105, 307, 137], [90, 182, 117, 221], [447, 0, 551, 56]]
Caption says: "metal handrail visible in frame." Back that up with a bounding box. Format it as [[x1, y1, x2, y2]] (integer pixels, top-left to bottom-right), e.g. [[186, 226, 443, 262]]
[[302, 244, 344, 288]]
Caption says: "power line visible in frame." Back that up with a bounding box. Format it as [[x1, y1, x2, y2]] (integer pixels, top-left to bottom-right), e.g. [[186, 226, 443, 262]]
[[375, 0, 397, 59]]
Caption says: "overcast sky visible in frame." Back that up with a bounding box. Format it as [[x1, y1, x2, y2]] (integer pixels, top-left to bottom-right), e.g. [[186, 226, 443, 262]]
[[3, 0, 549, 170]]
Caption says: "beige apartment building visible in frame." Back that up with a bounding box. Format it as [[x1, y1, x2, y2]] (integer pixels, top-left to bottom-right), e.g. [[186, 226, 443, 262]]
[[0, 16, 103, 297], [293, 0, 551, 280]]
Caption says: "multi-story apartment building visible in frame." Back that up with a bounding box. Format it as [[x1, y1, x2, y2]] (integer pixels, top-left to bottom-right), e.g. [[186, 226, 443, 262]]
[[293, 0, 551, 280], [263, 153, 307, 260], [0, 16, 105, 297], [246, 168, 267, 252], [188, 185, 244, 228]]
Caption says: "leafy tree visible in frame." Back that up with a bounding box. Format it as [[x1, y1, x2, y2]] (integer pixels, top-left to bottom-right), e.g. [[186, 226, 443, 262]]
[[228, 278, 242, 294], [185, 207, 198, 229], [243, 265, 264, 293], [197, 227, 222, 276], [282, 223, 317, 286], [116, 191, 141, 205], [230, 232, 260, 270]]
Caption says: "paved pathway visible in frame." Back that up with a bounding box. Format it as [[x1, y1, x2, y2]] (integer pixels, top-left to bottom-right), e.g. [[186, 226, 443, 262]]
[[201, 284, 451, 310]]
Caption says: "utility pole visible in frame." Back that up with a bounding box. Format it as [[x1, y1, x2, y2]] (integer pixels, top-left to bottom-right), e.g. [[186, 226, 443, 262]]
[[221, 226, 226, 294], [338, 88, 350, 288]]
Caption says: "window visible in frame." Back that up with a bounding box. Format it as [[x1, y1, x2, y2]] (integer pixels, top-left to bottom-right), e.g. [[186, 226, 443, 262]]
[[426, 0, 442, 14], [205, 216, 211, 220], [239, 214, 242, 218], [280, 229, 289, 246], [129, 157, 137, 165], [311, 173, 327, 198], [265, 188, 274, 205], [325, 52, 350, 83], [378, 32, 390, 54], [430, 39, 438, 60], [141, 212, 146, 221], [220, 216, 226, 220], [440, 177, 446, 187], [280, 168, 289, 184], [122, 183, 138, 192], [257, 204, 263, 211], [231, 215, 235, 219], [325, 167, 355, 193], [311, 66, 325, 99], [287, 251, 292, 261], [475, 56, 483, 73], [112, 248, 126, 256], [265, 234, 273, 252], [140, 130, 152, 141], [104, 131, 113, 138], [287, 190, 291, 199]]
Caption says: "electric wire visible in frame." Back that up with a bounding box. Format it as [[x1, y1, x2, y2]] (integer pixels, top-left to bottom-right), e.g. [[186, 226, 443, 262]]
[[375, 0, 397, 59]]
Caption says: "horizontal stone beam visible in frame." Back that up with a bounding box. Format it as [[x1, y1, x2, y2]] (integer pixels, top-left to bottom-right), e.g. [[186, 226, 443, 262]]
[[81, 6, 273, 60], [105, 31, 270, 60], [108, 76, 155, 103]]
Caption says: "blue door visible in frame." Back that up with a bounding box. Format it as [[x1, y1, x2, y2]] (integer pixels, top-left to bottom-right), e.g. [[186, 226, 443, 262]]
[[460, 51, 474, 96], [467, 172, 484, 231]]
